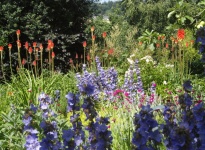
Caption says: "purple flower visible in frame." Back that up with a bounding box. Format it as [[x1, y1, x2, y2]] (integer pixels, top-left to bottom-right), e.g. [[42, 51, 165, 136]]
[[24, 134, 41, 150]]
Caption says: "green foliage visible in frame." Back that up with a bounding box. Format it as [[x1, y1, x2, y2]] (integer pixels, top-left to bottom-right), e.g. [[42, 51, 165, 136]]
[[0, 106, 25, 149], [0, 69, 77, 115]]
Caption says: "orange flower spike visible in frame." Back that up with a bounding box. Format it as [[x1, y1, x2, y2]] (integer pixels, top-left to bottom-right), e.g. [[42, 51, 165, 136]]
[[17, 42, 21, 48], [161, 36, 165, 41], [190, 40, 194, 45], [186, 42, 189, 47], [108, 48, 114, 55], [33, 42, 37, 48], [92, 35, 96, 41], [138, 41, 143, 46], [156, 43, 160, 48], [83, 41, 87, 48], [165, 43, 169, 49], [22, 58, 26, 65], [158, 36, 161, 40], [25, 42, 29, 49], [28, 47, 33, 54], [102, 32, 107, 38], [51, 52, 55, 58], [91, 26, 95, 32], [69, 58, 73, 64], [32, 60, 36, 66], [0, 46, 3, 52], [75, 53, 78, 59], [8, 44, 12, 49], [16, 29, 20, 36], [177, 29, 185, 40], [50, 42, 54, 49], [48, 40, 52, 45], [39, 43, 43, 51], [47, 46, 50, 51]]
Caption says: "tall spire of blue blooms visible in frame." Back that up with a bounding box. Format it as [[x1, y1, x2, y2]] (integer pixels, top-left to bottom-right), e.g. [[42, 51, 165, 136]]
[[196, 26, 205, 73], [23, 105, 40, 150], [132, 105, 162, 149], [123, 59, 144, 103], [38, 93, 62, 149], [76, 58, 118, 100], [63, 92, 85, 149]]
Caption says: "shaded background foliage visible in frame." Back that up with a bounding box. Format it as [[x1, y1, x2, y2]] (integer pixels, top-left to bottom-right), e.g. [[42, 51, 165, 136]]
[[0, 0, 97, 74]]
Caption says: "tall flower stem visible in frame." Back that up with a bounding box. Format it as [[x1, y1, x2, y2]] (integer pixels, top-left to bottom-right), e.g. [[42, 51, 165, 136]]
[[16, 30, 22, 69], [17, 43, 22, 69], [52, 58, 54, 75], [30, 53, 33, 75], [84, 47, 86, 64], [0, 51, 6, 81], [8, 48, 13, 76]]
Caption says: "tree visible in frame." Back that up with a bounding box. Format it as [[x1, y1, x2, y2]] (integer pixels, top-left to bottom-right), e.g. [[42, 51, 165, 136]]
[[0, 0, 97, 73]]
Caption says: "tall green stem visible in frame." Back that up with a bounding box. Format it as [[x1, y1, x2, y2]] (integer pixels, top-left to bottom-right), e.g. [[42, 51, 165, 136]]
[[9, 49, 13, 76], [0, 51, 6, 81]]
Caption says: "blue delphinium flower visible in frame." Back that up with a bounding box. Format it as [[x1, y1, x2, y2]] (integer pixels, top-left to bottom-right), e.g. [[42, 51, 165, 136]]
[[132, 105, 162, 149], [40, 120, 62, 150], [76, 64, 100, 100], [196, 26, 205, 73], [66, 92, 80, 112], [25, 134, 41, 150], [192, 102, 205, 149], [123, 59, 144, 103], [62, 129, 75, 150], [183, 80, 192, 93], [76, 58, 118, 101], [64, 92, 85, 149], [23, 105, 40, 150], [38, 93, 52, 110], [94, 117, 113, 150]]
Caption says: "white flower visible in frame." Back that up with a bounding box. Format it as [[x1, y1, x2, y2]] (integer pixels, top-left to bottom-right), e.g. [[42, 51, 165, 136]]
[[165, 64, 174, 68], [140, 55, 153, 63], [127, 58, 134, 65], [163, 81, 167, 85]]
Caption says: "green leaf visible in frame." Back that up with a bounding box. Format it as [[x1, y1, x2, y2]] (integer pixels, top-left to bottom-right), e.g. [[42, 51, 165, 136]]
[[185, 15, 194, 23], [167, 10, 176, 18]]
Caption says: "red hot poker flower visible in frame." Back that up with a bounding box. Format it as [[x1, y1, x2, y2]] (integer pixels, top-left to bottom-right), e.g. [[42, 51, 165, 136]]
[[165, 43, 169, 49], [22, 58, 26, 65], [92, 35, 96, 41], [33, 42, 37, 47], [102, 32, 107, 38], [8, 44, 12, 49], [32, 60, 36, 66], [91, 26, 95, 32], [39, 43, 43, 51], [108, 48, 114, 55], [28, 47, 33, 54], [25, 42, 29, 49], [16, 29, 20, 35], [177, 29, 185, 40], [75, 53, 78, 59], [0, 46, 3, 52], [83, 41, 87, 48], [52, 52, 55, 58]]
